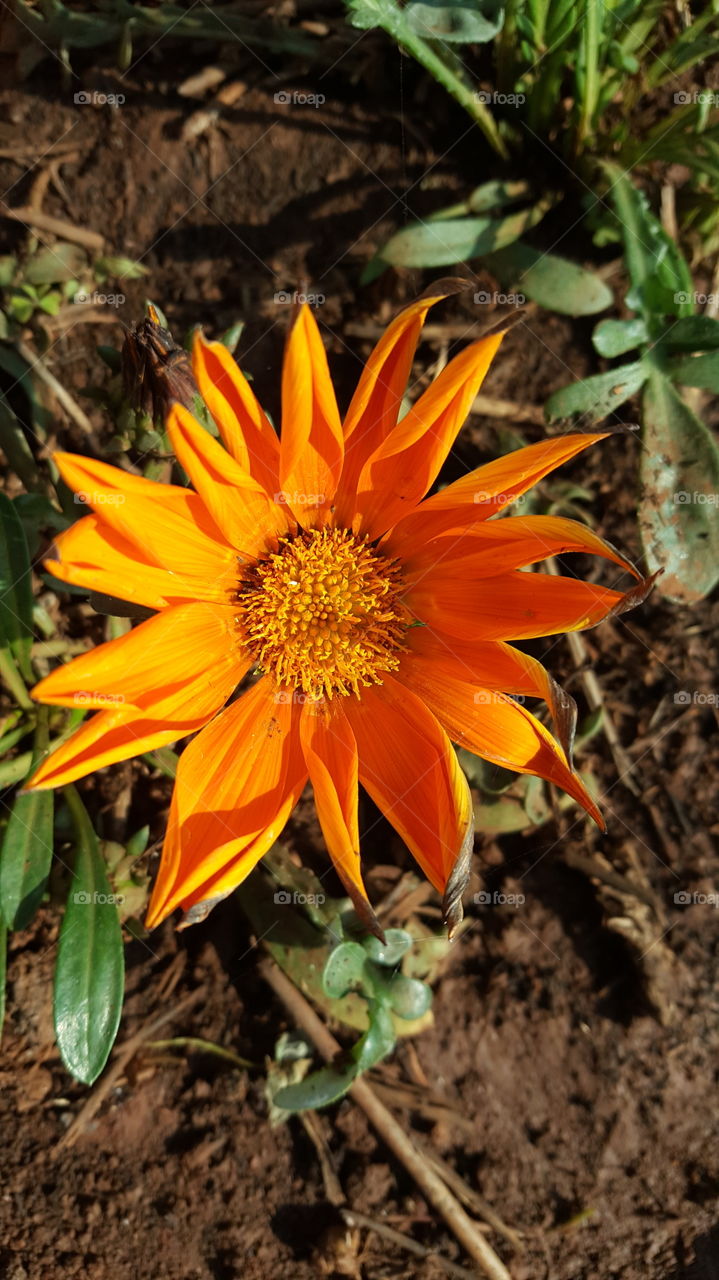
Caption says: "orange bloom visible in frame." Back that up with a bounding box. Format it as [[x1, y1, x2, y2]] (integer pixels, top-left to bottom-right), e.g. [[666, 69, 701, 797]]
[[29, 288, 653, 938]]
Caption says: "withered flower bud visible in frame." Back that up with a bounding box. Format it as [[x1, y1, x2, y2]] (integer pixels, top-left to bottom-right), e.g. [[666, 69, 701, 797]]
[[121, 304, 198, 422]]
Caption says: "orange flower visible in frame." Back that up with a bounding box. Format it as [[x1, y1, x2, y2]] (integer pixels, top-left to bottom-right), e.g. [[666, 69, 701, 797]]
[[29, 288, 653, 938]]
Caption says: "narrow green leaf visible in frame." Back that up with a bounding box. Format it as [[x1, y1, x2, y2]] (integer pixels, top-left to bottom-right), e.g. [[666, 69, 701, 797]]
[[54, 787, 124, 1084], [0, 708, 53, 930], [545, 360, 647, 422], [0, 492, 34, 684], [483, 242, 613, 315], [352, 1003, 396, 1071]]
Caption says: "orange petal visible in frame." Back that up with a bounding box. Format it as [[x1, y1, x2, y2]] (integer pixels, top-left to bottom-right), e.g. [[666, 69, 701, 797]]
[[46, 515, 231, 609], [395, 648, 603, 826], [333, 287, 456, 525], [27, 708, 189, 791], [32, 602, 246, 717], [402, 514, 641, 584], [279, 306, 343, 526], [406, 569, 650, 641], [192, 332, 280, 495], [299, 698, 381, 938], [385, 432, 608, 557], [166, 403, 289, 555], [344, 675, 473, 931], [146, 678, 307, 927], [53, 452, 238, 588], [354, 331, 504, 539]]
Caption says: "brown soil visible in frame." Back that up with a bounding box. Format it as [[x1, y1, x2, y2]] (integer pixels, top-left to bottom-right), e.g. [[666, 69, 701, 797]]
[[1, 25, 718, 1280]]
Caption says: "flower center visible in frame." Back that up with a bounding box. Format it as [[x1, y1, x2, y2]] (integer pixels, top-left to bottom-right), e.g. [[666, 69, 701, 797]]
[[236, 528, 410, 699]]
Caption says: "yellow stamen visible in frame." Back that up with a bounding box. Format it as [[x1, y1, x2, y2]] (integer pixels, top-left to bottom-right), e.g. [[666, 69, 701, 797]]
[[236, 528, 410, 699]]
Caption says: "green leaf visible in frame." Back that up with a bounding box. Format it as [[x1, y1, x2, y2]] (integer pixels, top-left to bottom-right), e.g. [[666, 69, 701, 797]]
[[54, 787, 124, 1084], [605, 165, 693, 325], [404, 0, 504, 43], [482, 242, 613, 315], [0, 256, 17, 287], [593, 317, 649, 357], [24, 242, 87, 285], [273, 1060, 359, 1111], [375, 204, 547, 270], [0, 492, 34, 685], [639, 366, 719, 602], [0, 709, 53, 931], [94, 255, 148, 281], [386, 973, 432, 1020], [660, 315, 719, 353], [322, 941, 367, 999], [352, 1002, 396, 1071], [667, 351, 719, 392], [361, 929, 412, 966], [545, 360, 647, 422]]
